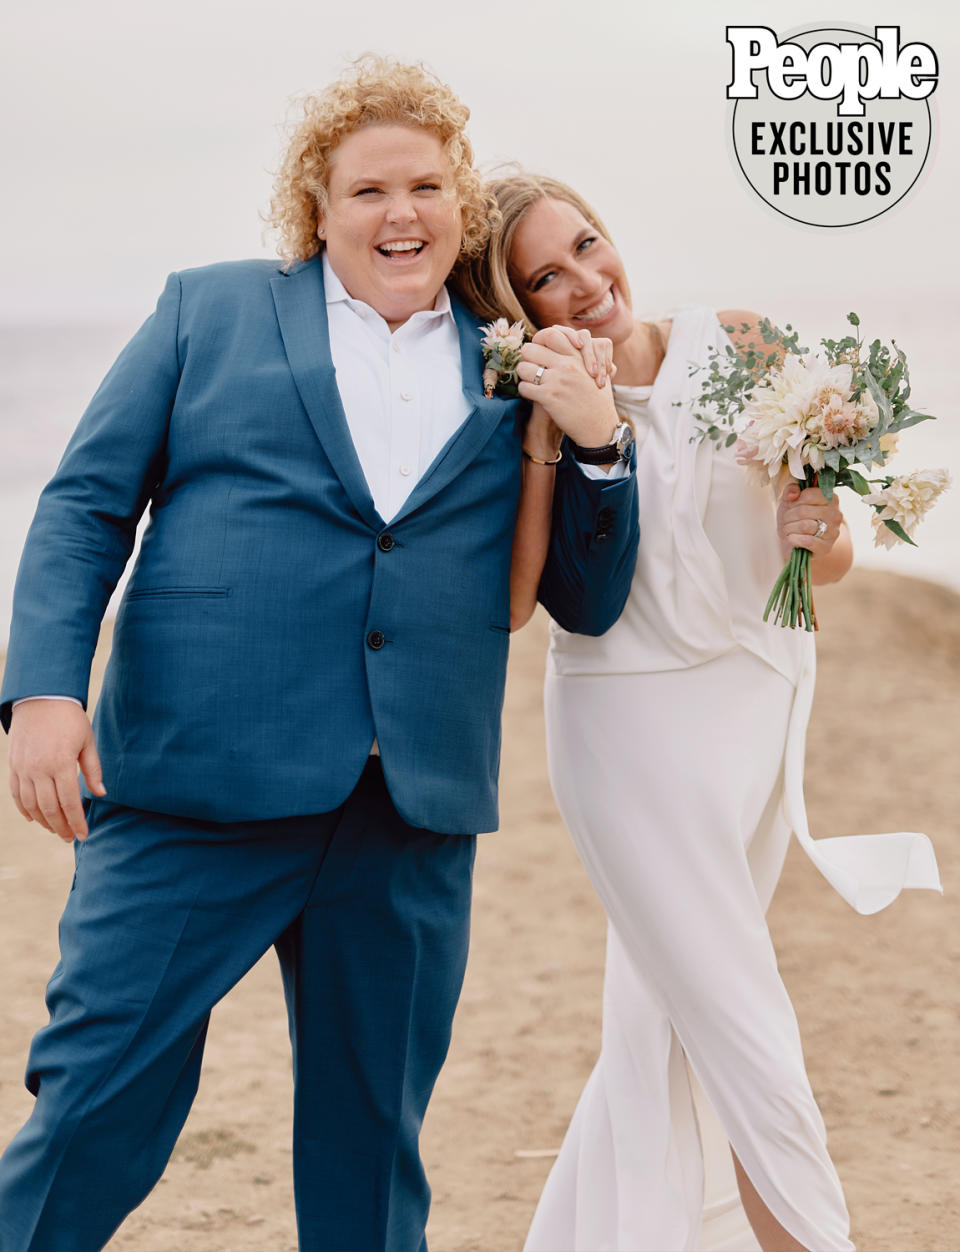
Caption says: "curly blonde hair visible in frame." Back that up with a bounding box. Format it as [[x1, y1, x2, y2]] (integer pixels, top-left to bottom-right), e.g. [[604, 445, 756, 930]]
[[268, 56, 497, 264], [452, 171, 615, 333]]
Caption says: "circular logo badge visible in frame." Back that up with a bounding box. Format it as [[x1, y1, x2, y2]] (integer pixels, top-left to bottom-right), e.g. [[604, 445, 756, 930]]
[[728, 25, 936, 229]]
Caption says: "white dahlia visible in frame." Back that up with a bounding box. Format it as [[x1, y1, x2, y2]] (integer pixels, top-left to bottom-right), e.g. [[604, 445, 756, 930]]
[[863, 468, 952, 548], [736, 352, 862, 481]]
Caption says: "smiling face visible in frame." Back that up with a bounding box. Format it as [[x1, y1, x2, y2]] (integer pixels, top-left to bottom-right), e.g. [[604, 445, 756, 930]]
[[507, 197, 634, 342], [319, 123, 464, 331]]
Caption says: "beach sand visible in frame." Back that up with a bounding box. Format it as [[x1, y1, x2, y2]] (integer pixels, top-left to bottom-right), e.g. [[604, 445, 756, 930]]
[[0, 569, 956, 1251]]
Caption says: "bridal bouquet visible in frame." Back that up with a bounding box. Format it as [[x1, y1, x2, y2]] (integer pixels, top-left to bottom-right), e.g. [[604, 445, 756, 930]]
[[693, 314, 950, 630], [480, 318, 527, 397]]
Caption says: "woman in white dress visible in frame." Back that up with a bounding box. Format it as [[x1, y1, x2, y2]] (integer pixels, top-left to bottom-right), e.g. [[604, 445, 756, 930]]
[[456, 174, 942, 1252]]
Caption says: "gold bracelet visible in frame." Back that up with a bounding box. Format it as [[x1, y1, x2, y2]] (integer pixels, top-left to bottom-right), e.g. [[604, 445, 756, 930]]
[[522, 446, 562, 465]]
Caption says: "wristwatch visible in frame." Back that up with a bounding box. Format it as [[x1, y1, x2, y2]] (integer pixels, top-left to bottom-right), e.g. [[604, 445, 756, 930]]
[[568, 420, 634, 466]]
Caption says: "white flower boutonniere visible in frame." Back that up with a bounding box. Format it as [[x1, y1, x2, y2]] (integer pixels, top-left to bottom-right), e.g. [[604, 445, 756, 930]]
[[480, 318, 527, 398]]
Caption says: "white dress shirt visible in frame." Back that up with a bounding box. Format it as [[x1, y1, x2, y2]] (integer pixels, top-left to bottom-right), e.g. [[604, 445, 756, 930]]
[[322, 254, 471, 523]]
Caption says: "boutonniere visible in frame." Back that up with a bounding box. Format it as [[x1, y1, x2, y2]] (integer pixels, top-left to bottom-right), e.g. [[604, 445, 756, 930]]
[[480, 318, 527, 398]]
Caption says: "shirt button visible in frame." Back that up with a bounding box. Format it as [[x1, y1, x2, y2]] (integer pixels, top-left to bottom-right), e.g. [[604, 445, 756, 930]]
[[400, 390, 413, 402], [366, 630, 385, 650], [392, 341, 401, 353], [377, 532, 395, 552], [398, 463, 412, 477]]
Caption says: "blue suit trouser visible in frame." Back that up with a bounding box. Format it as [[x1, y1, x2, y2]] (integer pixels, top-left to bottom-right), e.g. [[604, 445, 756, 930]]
[[0, 759, 476, 1252]]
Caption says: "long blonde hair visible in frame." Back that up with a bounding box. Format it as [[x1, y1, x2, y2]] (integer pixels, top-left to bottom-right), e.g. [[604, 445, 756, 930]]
[[451, 172, 615, 333]]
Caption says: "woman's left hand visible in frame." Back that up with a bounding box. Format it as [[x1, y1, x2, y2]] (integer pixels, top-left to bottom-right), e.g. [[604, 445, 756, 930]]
[[541, 326, 616, 389], [777, 482, 843, 557], [516, 327, 619, 448]]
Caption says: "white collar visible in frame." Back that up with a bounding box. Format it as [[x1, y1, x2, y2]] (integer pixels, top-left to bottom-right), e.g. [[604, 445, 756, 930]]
[[322, 252, 455, 334]]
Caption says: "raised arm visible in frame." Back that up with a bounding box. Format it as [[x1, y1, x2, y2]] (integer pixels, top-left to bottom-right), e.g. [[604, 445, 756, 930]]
[[537, 443, 639, 635], [512, 326, 639, 636], [509, 404, 563, 631]]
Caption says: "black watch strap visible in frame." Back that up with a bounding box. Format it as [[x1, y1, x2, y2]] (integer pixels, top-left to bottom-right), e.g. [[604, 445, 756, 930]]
[[568, 441, 622, 465], [569, 422, 632, 465]]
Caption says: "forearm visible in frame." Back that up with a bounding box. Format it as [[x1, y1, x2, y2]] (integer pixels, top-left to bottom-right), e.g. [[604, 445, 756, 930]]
[[809, 521, 854, 584], [1, 479, 142, 727], [509, 462, 555, 631], [1, 273, 182, 729], [509, 407, 561, 631], [538, 447, 639, 635]]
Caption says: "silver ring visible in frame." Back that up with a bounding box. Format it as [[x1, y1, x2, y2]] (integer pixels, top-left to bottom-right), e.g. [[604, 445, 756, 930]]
[[533, 365, 545, 386], [814, 519, 828, 538]]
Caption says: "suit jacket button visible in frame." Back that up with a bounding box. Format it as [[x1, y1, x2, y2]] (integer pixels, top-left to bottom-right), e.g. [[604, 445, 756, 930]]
[[367, 630, 386, 650], [377, 532, 395, 552]]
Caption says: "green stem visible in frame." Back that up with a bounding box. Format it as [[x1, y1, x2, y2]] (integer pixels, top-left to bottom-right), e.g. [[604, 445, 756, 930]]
[[789, 547, 802, 628], [763, 560, 791, 622], [781, 553, 794, 628], [799, 549, 813, 631], [804, 550, 818, 630]]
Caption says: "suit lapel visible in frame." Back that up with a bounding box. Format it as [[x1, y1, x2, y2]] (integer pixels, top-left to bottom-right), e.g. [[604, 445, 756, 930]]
[[270, 258, 381, 529], [271, 262, 512, 528], [391, 291, 512, 523]]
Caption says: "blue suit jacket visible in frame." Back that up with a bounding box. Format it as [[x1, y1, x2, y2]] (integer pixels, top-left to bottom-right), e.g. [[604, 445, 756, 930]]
[[0, 257, 638, 833]]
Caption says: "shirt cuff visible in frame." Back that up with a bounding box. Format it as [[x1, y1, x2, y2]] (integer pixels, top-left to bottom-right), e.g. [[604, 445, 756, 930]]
[[575, 459, 628, 481], [12, 696, 84, 709]]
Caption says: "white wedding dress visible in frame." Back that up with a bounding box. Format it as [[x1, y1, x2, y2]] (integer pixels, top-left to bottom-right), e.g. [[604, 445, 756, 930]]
[[525, 308, 942, 1252]]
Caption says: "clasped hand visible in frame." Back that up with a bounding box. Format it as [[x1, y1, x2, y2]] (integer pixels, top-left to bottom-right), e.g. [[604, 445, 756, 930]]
[[516, 326, 619, 449], [776, 482, 843, 557]]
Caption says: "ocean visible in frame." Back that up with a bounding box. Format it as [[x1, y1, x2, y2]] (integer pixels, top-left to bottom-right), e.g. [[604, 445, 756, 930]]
[[1, 315, 958, 649]]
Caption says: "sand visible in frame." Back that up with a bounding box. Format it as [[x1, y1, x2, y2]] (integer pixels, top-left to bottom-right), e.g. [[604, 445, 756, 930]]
[[0, 568, 956, 1251]]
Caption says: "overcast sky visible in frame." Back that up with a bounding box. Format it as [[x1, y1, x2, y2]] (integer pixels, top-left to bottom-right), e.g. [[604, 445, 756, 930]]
[[1, 0, 956, 326], [0, 0, 957, 615]]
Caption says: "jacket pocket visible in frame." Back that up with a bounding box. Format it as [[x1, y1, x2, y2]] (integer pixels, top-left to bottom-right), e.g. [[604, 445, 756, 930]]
[[125, 586, 231, 601]]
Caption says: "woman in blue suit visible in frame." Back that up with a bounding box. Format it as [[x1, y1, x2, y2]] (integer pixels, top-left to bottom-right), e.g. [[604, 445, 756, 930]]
[[0, 60, 638, 1252]]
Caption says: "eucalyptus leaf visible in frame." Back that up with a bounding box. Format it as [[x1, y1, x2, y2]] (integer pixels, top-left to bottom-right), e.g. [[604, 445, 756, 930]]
[[893, 342, 911, 403], [892, 410, 934, 430], [864, 367, 893, 424], [882, 517, 917, 546], [844, 469, 871, 495]]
